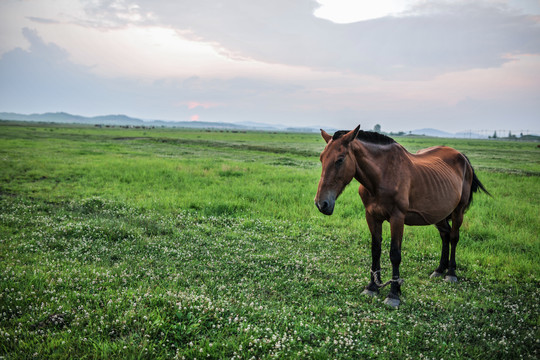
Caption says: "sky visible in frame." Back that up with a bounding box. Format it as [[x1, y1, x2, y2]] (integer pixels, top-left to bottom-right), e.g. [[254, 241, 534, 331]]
[[0, 0, 539, 133]]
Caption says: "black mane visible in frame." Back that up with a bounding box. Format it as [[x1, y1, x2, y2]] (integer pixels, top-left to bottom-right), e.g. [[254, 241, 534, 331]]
[[332, 130, 396, 145]]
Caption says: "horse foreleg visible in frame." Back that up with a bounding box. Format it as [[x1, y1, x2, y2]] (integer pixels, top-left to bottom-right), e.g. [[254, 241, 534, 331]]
[[384, 215, 405, 308], [432, 219, 451, 278], [445, 211, 463, 282], [362, 213, 383, 296]]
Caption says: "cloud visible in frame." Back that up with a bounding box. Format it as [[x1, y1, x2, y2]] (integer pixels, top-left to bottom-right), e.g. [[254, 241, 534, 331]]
[[0, 28, 184, 118], [1, 2, 539, 132], [80, 0, 540, 79], [0, 28, 114, 114], [0, 28, 324, 124], [21, 28, 68, 61], [186, 101, 222, 110], [27, 17, 60, 24]]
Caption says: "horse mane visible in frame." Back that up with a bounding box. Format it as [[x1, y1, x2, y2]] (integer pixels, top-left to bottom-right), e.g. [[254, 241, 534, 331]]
[[332, 130, 396, 145]]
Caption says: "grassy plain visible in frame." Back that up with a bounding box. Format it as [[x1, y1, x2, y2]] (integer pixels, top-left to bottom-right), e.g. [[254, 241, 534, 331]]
[[0, 121, 539, 359]]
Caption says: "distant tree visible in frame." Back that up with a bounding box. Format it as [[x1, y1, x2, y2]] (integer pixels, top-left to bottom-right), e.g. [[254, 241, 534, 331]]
[[492, 131, 497, 139], [373, 124, 381, 133]]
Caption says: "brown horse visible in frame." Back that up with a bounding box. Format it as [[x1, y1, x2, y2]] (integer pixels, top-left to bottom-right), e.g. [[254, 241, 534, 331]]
[[315, 125, 490, 308]]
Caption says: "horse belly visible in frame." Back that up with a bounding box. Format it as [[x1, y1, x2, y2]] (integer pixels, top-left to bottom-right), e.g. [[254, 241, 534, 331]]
[[407, 159, 463, 225], [404, 208, 451, 226], [406, 191, 461, 225]]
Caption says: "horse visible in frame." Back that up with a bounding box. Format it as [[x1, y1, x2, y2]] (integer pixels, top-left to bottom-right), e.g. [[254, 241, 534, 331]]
[[314, 125, 490, 308]]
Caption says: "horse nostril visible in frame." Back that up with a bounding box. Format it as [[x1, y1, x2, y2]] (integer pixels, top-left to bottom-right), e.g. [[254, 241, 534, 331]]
[[315, 199, 333, 215], [321, 200, 329, 211]]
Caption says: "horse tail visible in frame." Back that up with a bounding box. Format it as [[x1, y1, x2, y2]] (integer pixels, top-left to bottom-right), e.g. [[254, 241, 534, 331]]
[[463, 154, 491, 211], [471, 170, 491, 196]]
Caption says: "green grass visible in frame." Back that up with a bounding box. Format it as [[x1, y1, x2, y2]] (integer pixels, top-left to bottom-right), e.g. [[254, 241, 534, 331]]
[[0, 121, 539, 359]]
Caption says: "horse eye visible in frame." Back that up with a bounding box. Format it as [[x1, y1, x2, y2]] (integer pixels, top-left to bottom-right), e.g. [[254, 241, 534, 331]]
[[335, 157, 344, 166]]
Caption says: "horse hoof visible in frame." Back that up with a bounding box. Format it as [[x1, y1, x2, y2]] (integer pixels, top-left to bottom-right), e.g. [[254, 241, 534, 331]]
[[444, 275, 458, 283], [362, 289, 378, 297], [430, 271, 444, 279], [383, 297, 400, 308]]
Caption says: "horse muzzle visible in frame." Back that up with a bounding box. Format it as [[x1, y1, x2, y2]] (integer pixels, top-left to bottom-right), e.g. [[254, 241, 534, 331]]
[[315, 198, 335, 216]]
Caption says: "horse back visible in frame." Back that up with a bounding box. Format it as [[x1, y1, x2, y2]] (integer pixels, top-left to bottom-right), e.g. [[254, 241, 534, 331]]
[[413, 146, 468, 172]]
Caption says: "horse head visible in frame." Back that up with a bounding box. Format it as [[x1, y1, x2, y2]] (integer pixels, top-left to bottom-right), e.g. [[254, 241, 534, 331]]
[[315, 125, 361, 215]]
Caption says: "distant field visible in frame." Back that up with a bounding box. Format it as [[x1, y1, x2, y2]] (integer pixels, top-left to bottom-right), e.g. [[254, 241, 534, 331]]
[[1, 121, 538, 359]]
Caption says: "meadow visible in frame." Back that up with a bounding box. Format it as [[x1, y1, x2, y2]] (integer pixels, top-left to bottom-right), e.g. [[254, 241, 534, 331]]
[[0, 121, 538, 359]]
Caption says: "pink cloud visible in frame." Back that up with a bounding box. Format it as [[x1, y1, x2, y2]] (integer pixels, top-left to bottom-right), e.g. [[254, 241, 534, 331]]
[[187, 101, 220, 110], [190, 114, 200, 121]]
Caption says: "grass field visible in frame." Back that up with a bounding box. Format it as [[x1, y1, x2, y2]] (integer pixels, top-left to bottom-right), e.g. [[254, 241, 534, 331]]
[[0, 121, 539, 359]]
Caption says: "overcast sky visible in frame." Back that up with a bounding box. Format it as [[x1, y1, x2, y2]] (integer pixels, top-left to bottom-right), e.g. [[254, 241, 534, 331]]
[[0, 0, 539, 133]]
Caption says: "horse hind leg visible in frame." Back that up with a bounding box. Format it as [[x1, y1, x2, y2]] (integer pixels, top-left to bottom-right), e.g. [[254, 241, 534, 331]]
[[431, 219, 451, 279], [445, 210, 464, 283]]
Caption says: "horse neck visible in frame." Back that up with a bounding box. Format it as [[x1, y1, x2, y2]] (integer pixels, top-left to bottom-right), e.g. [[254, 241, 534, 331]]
[[351, 141, 403, 194]]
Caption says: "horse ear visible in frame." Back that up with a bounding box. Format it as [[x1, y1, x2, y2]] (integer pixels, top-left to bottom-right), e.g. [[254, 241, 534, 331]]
[[320, 129, 332, 143], [353, 124, 361, 138], [343, 125, 361, 145]]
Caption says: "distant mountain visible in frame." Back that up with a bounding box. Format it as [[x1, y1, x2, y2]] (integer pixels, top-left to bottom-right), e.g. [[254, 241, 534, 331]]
[[0, 112, 504, 138], [234, 121, 287, 130], [91, 114, 145, 125], [454, 131, 488, 139], [0, 112, 287, 131], [409, 128, 455, 137], [0, 112, 144, 125], [409, 128, 490, 139]]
